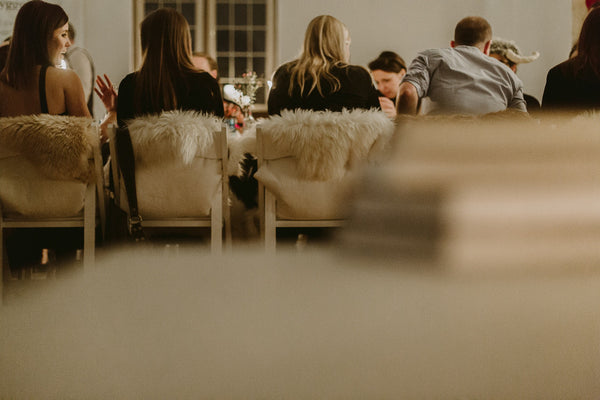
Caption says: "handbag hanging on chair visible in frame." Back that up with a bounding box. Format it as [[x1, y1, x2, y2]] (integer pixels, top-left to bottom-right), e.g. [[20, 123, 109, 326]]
[[114, 125, 145, 242]]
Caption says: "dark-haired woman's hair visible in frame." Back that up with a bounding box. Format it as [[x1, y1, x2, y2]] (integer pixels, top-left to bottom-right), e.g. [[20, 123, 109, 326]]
[[368, 51, 406, 73], [1, 0, 68, 89], [135, 8, 197, 113], [576, 7, 600, 77]]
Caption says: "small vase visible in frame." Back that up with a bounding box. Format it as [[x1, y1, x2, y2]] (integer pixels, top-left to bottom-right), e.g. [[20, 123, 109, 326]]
[[243, 105, 256, 131]]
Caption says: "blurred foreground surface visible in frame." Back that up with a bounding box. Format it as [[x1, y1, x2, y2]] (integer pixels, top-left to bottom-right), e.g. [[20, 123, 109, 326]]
[[4, 115, 600, 398], [2, 247, 600, 399]]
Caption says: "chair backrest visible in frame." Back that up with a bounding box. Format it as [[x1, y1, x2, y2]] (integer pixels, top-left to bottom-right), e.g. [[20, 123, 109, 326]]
[[0, 115, 103, 285], [109, 110, 227, 219], [0, 114, 102, 219], [255, 109, 394, 220]]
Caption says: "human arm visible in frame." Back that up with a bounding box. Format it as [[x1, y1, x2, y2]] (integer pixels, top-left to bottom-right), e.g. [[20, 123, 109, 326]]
[[59, 68, 92, 117], [395, 52, 432, 115], [95, 74, 117, 113], [541, 66, 568, 110], [116, 74, 136, 127], [507, 87, 527, 113], [204, 74, 225, 117], [184, 72, 224, 117], [95, 74, 118, 143], [379, 97, 397, 118], [396, 81, 419, 115], [266, 65, 290, 115]]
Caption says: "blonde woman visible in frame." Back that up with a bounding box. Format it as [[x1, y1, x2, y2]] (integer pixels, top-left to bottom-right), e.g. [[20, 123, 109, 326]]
[[267, 15, 380, 115]]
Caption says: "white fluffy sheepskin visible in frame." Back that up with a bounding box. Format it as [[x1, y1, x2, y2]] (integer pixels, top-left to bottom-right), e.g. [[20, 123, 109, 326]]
[[229, 108, 394, 180], [126, 110, 223, 165], [0, 114, 98, 182]]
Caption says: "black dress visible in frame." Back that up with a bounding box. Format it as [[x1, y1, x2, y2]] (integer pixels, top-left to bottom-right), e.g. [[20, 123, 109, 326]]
[[542, 59, 600, 111], [267, 62, 381, 115], [117, 70, 224, 126]]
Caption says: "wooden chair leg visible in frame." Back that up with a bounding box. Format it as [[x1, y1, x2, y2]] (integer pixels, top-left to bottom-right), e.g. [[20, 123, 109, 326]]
[[83, 183, 96, 270], [0, 222, 4, 305], [264, 189, 276, 253], [211, 188, 223, 254]]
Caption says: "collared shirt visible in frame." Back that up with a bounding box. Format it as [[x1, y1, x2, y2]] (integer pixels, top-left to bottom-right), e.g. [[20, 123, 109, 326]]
[[403, 45, 527, 115]]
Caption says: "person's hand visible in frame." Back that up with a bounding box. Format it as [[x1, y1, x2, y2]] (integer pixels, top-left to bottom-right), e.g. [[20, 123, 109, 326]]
[[378, 96, 397, 118], [94, 74, 117, 113]]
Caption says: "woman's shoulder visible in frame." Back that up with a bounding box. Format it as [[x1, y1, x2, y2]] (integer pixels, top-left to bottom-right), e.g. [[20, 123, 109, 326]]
[[45, 66, 86, 95], [46, 66, 79, 84], [184, 70, 220, 86], [273, 61, 296, 76], [335, 64, 372, 82], [343, 64, 371, 75], [118, 71, 137, 87], [548, 58, 582, 78]]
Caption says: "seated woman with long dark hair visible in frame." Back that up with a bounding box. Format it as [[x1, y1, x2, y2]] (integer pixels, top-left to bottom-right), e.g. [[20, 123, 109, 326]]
[[0, 1, 89, 118], [116, 8, 224, 124], [542, 7, 600, 111], [0, 0, 94, 271], [267, 15, 380, 115], [107, 8, 224, 239]]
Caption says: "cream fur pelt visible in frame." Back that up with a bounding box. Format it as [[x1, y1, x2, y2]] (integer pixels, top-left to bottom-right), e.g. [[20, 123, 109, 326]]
[[0, 114, 97, 182], [126, 110, 222, 165], [229, 108, 394, 180]]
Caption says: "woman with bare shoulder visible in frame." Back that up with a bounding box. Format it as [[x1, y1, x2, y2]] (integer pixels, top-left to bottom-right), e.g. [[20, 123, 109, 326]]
[[0, 1, 90, 119], [0, 1, 95, 274]]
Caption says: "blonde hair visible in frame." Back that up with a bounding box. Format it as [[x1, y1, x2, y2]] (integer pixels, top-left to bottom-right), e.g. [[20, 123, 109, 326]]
[[288, 15, 349, 97], [135, 8, 197, 113]]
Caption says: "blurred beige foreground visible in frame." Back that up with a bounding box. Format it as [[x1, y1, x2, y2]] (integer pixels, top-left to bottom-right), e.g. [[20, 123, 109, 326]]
[[1, 248, 600, 399], [4, 114, 600, 398]]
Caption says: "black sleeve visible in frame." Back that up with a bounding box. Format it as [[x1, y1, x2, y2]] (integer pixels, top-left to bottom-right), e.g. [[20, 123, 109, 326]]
[[361, 69, 383, 110], [116, 73, 136, 127], [347, 66, 381, 111], [197, 73, 224, 117], [267, 66, 291, 115], [541, 67, 566, 110]]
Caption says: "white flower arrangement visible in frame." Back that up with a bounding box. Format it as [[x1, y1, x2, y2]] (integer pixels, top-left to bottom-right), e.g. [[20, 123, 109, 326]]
[[234, 71, 263, 106]]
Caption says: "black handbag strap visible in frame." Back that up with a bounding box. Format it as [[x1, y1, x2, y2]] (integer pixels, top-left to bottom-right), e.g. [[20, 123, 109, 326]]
[[115, 125, 145, 241]]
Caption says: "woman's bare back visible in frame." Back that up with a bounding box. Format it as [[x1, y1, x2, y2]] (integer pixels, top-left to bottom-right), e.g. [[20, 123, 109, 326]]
[[0, 65, 90, 117]]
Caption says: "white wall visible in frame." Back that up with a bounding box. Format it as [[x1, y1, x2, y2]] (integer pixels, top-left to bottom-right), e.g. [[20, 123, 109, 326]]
[[277, 0, 573, 101]]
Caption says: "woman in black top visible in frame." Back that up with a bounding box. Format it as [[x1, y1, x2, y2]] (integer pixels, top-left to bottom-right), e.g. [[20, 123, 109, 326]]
[[267, 15, 380, 115], [107, 8, 223, 239], [542, 8, 600, 111], [232, 15, 380, 212], [116, 8, 223, 124]]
